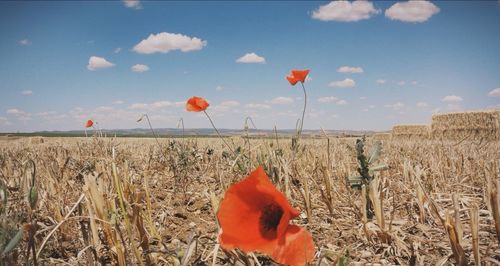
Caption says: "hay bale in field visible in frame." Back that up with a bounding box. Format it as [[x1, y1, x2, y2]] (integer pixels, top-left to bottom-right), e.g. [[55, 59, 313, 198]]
[[431, 110, 499, 141], [29, 137, 45, 144], [372, 133, 392, 141], [392, 124, 430, 140]]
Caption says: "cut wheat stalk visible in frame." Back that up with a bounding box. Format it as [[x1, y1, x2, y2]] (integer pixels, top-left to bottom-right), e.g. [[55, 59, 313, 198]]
[[452, 194, 463, 246], [470, 205, 480, 265], [36, 193, 85, 259], [112, 157, 144, 266], [444, 210, 468, 266]]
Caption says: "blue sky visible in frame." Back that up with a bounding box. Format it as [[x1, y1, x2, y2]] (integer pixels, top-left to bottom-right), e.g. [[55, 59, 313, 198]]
[[1, 0, 499, 132]]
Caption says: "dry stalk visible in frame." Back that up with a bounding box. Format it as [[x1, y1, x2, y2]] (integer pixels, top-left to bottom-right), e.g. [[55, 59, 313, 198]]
[[296, 166, 312, 221], [361, 185, 368, 224], [452, 194, 463, 246], [368, 176, 385, 230], [489, 178, 500, 243], [469, 205, 480, 265], [444, 211, 467, 266], [319, 161, 334, 216], [36, 193, 85, 259], [112, 160, 144, 266], [416, 180, 426, 223]]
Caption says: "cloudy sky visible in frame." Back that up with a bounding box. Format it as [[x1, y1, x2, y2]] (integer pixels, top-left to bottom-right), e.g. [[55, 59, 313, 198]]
[[1, 1, 499, 132]]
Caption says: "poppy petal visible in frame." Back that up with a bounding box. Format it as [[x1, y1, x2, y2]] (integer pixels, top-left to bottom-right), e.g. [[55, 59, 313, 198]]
[[85, 120, 93, 128], [291, 70, 310, 83], [286, 75, 298, 85], [271, 225, 315, 266], [186, 96, 209, 112], [217, 166, 300, 255]]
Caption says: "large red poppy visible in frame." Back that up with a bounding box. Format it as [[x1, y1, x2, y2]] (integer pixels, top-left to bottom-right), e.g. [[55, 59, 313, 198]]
[[286, 69, 309, 85], [85, 119, 93, 128], [286, 75, 298, 86], [217, 166, 315, 265], [186, 96, 209, 112]]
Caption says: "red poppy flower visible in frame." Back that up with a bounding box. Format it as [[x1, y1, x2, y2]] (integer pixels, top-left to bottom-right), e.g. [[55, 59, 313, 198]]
[[286, 75, 298, 86], [186, 96, 209, 112], [85, 119, 93, 128], [286, 69, 309, 85], [217, 166, 315, 266]]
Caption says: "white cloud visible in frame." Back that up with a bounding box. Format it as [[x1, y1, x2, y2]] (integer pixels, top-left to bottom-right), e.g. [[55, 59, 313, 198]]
[[442, 95, 463, 103], [376, 79, 386, 84], [133, 32, 207, 54], [113, 100, 125, 105], [337, 66, 363, 73], [317, 96, 339, 103], [245, 103, 271, 110], [216, 86, 224, 91], [317, 96, 348, 105], [411, 81, 418, 85], [21, 90, 33, 96], [129, 103, 150, 110], [36, 111, 67, 121], [488, 88, 500, 97], [416, 102, 428, 108], [36, 111, 57, 116], [114, 47, 122, 53], [131, 64, 150, 72], [236, 52, 266, 64], [19, 39, 31, 46], [87, 56, 115, 71], [95, 106, 114, 112], [151, 101, 173, 108], [270, 97, 294, 105], [312, 0, 380, 22], [212, 101, 241, 113], [360, 96, 367, 100], [123, 0, 142, 9], [329, 78, 355, 88], [18, 116, 32, 121], [128, 100, 183, 111], [6, 108, 24, 115], [219, 100, 240, 107], [384, 102, 405, 111], [385, 0, 440, 23], [172, 101, 185, 107], [398, 81, 406, 86]]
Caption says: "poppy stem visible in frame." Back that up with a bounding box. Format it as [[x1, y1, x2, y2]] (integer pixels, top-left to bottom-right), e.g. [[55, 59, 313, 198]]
[[178, 118, 185, 138], [298, 82, 307, 140], [143, 114, 162, 152], [203, 110, 234, 154]]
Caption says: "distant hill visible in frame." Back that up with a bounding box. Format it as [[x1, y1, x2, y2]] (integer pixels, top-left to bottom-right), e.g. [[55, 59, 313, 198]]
[[0, 128, 383, 138]]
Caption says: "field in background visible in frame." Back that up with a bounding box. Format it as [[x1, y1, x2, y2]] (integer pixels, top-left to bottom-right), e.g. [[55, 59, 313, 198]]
[[0, 135, 498, 265]]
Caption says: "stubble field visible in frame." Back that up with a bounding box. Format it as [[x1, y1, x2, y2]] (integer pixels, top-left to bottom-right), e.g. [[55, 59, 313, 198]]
[[0, 135, 498, 265]]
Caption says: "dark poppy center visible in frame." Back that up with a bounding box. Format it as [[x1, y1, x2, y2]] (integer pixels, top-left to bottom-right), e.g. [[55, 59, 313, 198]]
[[259, 203, 283, 239]]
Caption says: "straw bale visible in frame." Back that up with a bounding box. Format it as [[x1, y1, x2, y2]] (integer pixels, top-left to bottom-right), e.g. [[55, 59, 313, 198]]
[[392, 124, 430, 140], [431, 110, 499, 141], [372, 133, 392, 141]]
